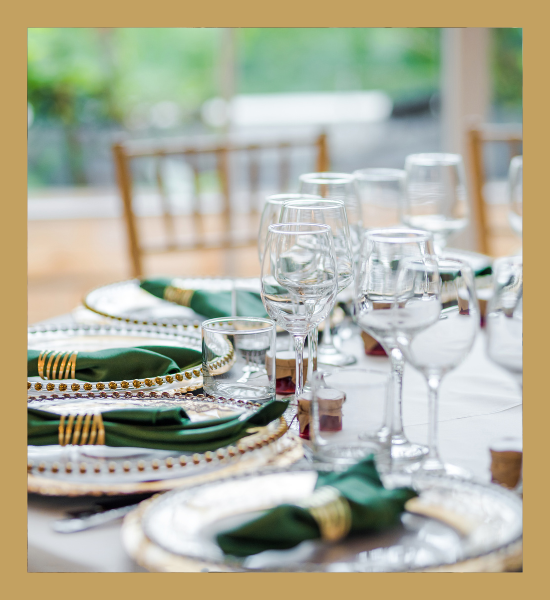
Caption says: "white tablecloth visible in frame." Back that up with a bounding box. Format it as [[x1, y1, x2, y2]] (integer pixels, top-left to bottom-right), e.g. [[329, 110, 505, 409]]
[[28, 320, 522, 572]]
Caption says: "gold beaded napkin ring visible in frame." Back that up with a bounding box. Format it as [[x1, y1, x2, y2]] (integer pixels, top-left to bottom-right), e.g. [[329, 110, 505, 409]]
[[38, 350, 78, 380], [299, 485, 352, 542]]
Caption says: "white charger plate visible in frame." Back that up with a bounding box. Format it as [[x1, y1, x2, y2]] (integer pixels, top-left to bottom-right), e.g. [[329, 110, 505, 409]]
[[123, 466, 522, 573]]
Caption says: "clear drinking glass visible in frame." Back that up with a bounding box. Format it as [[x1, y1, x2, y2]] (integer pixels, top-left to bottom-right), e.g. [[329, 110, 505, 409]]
[[309, 368, 390, 468], [202, 317, 276, 402], [298, 172, 363, 367], [258, 193, 321, 263], [486, 256, 523, 388], [353, 228, 436, 463], [508, 156, 523, 237], [354, 168, 406, 229], [403, 153, 469, 252], [393, 258, 480, 478], [260, 223, 338, 398], [280, 198, 355, 375]]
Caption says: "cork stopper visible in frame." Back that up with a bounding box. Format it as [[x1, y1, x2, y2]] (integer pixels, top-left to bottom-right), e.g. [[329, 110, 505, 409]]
[[489, 437, 522, 490]]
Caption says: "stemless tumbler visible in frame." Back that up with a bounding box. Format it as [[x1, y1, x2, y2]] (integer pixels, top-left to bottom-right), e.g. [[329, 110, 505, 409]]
[[202, 317, 276, 403]]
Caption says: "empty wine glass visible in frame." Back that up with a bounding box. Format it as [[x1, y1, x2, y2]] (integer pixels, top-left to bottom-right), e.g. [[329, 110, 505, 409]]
[[258, 193, 320, 263], [260, 223, 338, 398], [280, 198, 354, 377], [258, 193, 320, 352], [354, 168, 406, 229], [508, 156, 523, 238], [353, 228, 436, 463], [393, 257, 480, 478], [403, 153, 469, 252], [298, 172, 363, 367], [486, 256, 523, 388]]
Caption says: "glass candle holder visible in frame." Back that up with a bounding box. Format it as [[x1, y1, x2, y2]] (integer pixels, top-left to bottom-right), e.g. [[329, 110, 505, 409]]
[[202, 317, 276, 403]]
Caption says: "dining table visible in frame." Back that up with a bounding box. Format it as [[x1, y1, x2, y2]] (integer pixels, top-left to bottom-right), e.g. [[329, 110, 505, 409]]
[[27, 307, 522, 572]]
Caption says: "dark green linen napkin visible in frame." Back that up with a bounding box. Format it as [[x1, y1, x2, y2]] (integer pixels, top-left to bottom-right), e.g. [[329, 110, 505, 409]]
[[28, 346, 202, 382], [140, 277, 268, 319], [27, 399, 289, 453], [216, 456, 417, 557]]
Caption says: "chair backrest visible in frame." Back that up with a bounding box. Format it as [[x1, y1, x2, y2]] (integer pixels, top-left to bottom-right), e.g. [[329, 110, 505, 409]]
[[113, 131, 329, 278], [467, 122, 522, 255]]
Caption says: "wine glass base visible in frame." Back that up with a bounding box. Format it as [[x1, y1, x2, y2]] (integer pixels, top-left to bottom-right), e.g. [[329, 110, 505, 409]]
[[411, 461, 472, 480], [317, 349, 357, 367], [359, 432, 428, 463]]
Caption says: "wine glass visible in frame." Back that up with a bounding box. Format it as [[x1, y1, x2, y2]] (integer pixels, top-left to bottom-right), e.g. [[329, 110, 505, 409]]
[[258, 193, 321, 263], [280, 198, 355, 378], [508, 156, 523, 238], [486, 256, 523, 388], [353, 228, 435, 462], [298, 172, 363, 366], [403, 153, 469, 253], [354, 168, 406, 229], [392, 257, 480, 478], [260, 223, 338, 398]]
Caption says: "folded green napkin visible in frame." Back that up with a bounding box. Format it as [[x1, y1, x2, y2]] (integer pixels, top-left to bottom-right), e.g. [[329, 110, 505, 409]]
[[216, 456, 417, 557], [27, 399, 288, 453], [140, 277, 267, 319], [28, 345, 202, 382]]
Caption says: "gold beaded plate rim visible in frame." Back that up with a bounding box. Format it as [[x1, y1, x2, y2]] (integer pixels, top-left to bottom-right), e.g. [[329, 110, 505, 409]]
[[82, 277, 261, 328], [27, 323, 234, 395], [128, 467, 522, 573], [27, 392, 297, 497]]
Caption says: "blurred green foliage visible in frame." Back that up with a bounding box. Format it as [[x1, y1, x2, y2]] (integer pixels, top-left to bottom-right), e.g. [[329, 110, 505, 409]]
[[28, 28, 522, 187]]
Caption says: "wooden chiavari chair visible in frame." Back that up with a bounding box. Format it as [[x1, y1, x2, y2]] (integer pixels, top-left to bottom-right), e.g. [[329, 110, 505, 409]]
[[467, 122, 522, 256], [113, 132, 329, 278]]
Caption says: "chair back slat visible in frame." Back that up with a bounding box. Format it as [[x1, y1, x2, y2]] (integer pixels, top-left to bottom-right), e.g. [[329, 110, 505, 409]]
[[248, 145, 260, 215], [154, 155, 178, 251]]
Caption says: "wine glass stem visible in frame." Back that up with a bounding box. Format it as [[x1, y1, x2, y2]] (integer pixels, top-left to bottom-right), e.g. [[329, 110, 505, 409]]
[[319, 311, 334, 350], [388, 346, 406, 440], [425, 376, 443, 465], [293, 334, 306, 398], [306, 326, 318, 385]]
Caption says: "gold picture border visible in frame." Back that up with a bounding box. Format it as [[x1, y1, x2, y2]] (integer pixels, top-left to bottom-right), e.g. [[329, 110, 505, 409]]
[[4, 4, 538, 598]]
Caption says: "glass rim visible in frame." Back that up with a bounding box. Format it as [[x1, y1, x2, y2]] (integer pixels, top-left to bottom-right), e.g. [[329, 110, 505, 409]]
[[299, 172, 354, 184], [268, 223, 332, 235], [353, 168, 405, 181], [281, 198, 346, 210], [405, 152, 463, 166], [365, 227, 434, 244], [265, 193, 321, 205], [201, 316, 276, 335]]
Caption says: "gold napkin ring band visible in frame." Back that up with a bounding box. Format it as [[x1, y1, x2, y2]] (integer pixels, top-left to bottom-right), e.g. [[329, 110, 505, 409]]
[[58, 413, 104, 447], [37, 350, 78, 380], [164, 286, 195, 307], [38, 350, 51, 380], [299, 486, 352, 542]]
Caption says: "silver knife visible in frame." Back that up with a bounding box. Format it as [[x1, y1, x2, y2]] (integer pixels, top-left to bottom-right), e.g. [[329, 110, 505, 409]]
[[52, 503, 138, 533]]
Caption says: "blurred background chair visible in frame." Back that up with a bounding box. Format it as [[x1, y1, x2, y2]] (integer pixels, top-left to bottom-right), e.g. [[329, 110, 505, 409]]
[[467, 122, 523, 256], [113, 132, 329, 278]]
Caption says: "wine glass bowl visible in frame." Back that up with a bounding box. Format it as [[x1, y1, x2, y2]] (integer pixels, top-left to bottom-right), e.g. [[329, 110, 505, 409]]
[[403, 153, 469, 252], [258, 193, 321, 263], [508, 156, 523, 237], [353, 168, 405, 229], [486, 256, 523, 386]]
